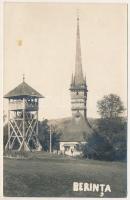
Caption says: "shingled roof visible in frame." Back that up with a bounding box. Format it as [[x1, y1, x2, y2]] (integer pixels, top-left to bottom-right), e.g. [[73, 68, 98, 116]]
[[4, 81, 44, 98], [60, 116, 94, 142]]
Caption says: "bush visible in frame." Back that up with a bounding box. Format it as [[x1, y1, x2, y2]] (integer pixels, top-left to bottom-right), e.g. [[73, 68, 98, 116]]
[[82, 118, 127, 161]]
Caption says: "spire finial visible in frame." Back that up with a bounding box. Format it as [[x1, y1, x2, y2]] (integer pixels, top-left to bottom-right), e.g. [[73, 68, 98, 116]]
[[23, 74, 25, 82]]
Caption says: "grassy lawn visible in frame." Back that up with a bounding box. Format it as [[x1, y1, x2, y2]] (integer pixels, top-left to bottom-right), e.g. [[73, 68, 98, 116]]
[[3, 152, 127, 197]]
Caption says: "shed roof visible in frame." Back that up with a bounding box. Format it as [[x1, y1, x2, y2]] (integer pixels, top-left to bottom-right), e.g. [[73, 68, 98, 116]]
[[4, 81, 44, 98]]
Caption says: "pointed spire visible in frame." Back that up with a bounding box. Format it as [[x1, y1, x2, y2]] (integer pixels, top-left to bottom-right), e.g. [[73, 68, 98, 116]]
[[71, 73, 74, 84], [23, 74, 25, 82], [74, 13, 84, 85]]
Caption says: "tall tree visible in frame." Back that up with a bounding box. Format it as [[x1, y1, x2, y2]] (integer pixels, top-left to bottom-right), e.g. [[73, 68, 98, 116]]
[[82, 94, 127, 161], [38, 119, 62, 152], [97, 94, 125, 119], [38, 119, 50, 151], [51, 125, 62, 152]]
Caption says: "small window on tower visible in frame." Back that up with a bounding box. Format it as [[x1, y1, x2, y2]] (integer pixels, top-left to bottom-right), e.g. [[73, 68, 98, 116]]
[[76, 91, 79, 95]]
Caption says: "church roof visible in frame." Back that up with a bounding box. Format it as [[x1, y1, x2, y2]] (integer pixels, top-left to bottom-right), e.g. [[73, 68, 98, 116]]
[[60, 116, 94, 142], [4, 81, 44, 99]]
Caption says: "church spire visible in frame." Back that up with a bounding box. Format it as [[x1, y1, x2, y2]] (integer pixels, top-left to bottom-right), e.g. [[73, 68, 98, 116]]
[[74, 15, 84, 85], [70, 14, 88, 119], [23, 74, 25, 82]]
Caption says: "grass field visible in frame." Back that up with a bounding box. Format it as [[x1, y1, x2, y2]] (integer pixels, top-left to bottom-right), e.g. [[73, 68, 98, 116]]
[[3, 152, 127, 197]]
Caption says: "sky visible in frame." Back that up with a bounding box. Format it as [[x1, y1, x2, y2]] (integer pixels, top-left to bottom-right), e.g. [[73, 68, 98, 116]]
[[4, 3, 127, 120]]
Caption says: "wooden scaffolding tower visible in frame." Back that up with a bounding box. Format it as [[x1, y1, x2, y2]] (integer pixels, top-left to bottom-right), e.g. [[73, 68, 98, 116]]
[[4, 78, 44, 151]]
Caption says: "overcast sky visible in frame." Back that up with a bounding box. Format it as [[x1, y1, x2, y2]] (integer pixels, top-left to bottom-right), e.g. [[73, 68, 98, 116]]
[[4, 3, 127, 120]]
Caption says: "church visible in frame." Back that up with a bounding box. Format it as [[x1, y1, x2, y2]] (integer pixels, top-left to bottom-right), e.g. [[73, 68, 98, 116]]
[[59, 16, 94, 156]]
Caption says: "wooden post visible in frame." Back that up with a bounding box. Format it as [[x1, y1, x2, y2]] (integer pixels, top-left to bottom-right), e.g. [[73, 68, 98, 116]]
[[8, 109, 10, 150], [36, 110, 38, 150], [23, 98, 25, 151], [49, 125, 52, 153], [36, 99, 39, 137]]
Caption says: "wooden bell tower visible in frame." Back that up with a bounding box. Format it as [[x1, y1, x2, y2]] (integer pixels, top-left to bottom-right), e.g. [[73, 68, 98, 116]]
[[4, 77, 44, 151]]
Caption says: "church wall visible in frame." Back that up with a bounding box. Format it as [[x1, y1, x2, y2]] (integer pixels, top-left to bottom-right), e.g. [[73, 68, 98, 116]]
[[60, 141, 86, 156]]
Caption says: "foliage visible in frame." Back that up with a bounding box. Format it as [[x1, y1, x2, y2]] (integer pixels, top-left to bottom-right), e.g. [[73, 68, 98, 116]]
[[38, 119, 50, 151], [3, 123, 8, 147], [83, 117, 127, 161], [97, 118, 127, 161], [97, 94, 125, 119], [38, 119, 62, 152], [82, 94, 127, 161], [82, 132, 115, 161], [51, 125, 62, 151]]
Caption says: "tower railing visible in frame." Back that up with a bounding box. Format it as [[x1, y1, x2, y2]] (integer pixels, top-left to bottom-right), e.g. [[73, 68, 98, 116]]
[[9, 100, 38, 111]]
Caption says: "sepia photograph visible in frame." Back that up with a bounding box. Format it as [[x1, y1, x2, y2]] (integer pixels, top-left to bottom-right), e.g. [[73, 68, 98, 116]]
[[3, 2, 127, 198]]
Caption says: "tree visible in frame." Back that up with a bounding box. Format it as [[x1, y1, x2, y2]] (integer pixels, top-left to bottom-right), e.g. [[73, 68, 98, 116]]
[[82, 132, 115, 161], [38, 119, 50, 151], [97, 117, 127, 161], [82, 117, 127, 161], [3, 123, 8, 147], [38, 119, 62, 152], [82, 94, 127, 161], [51, 125, 62, 152], [97, 94, 125, 119], [96, 94, 127, 160]]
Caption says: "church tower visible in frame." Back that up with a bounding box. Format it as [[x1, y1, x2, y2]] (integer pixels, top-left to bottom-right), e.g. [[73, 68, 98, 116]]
[[70, 16, 88, 119]]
